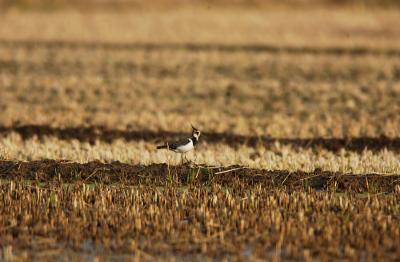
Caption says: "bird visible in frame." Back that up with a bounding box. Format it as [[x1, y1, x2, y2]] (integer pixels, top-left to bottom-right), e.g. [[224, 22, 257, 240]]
[[156, 125, 201, 163]]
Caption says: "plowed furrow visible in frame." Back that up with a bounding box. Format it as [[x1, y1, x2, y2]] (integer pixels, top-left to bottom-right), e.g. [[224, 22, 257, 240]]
[[1, 125, 400, 152], [0, 160, 398, 192]]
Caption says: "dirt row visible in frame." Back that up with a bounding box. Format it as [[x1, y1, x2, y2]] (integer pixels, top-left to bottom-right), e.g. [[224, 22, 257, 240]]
[[0, 160, 398, 192], [1, 39, 399, 56], [2, 124, 400, 153]]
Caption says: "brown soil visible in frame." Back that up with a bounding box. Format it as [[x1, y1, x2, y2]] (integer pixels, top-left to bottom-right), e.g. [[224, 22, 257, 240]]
[[2, 124, 400, 153], [0, 160, 398, 192], [1, 39, 399, 56]]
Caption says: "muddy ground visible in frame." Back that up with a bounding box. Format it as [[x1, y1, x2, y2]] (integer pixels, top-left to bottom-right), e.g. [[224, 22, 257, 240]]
[[1, 124, 400, 153], [0, 160, 398, 192]]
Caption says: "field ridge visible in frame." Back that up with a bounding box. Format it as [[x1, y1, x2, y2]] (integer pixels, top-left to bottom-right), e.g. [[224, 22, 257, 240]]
[[1, 160, 399, 192]]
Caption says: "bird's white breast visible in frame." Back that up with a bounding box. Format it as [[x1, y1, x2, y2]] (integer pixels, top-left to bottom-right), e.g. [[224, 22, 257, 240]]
[[174, 139, 194, 153]]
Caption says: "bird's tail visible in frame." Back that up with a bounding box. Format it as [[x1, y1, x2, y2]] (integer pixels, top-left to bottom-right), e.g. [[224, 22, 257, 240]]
[[156, 145, 168, 149]]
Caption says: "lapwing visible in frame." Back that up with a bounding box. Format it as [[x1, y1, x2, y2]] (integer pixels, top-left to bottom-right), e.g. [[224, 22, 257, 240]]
[[157, 125, 201, 163]]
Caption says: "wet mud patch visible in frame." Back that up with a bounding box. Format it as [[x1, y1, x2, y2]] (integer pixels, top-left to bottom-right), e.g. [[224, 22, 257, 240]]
[[1, 125, 400, 153], [0, 160, 398, 192]]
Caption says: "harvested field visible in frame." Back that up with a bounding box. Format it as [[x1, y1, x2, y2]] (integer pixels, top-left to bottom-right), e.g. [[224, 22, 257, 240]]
[[1, 9, 400, 48], [1, 162, 400, 261], [1, 2, 400, 261], [1, 31, 400, 137]]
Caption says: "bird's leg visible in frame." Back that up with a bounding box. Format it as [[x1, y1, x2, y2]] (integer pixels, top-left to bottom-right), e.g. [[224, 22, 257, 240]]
[[185, 153, 193, 165], [180, 153, 190, 165], [191, 154, 197, 167]]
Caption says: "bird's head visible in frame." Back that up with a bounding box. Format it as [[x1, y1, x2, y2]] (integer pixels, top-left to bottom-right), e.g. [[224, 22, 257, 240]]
[[191, 124, 201, 139]]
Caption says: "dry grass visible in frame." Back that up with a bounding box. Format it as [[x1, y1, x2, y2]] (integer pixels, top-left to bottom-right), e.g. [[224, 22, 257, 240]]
[[1, 9, 400, 47], [1, 134, 400, 174], [1, 0, 400, 10], [1, 41, 400, 137], [1, 8, 399, 139], [0, 181, 399, 260]]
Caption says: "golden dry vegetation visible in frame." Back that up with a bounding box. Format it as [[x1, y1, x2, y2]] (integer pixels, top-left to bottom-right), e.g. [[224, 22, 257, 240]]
[[1, 179, 399, 261], [1, 134, 400, 174], [0, 2, 400, 261], [1, 0, 400, 10], [1, 43, 400, 137], [0, 9, 399, 48]]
